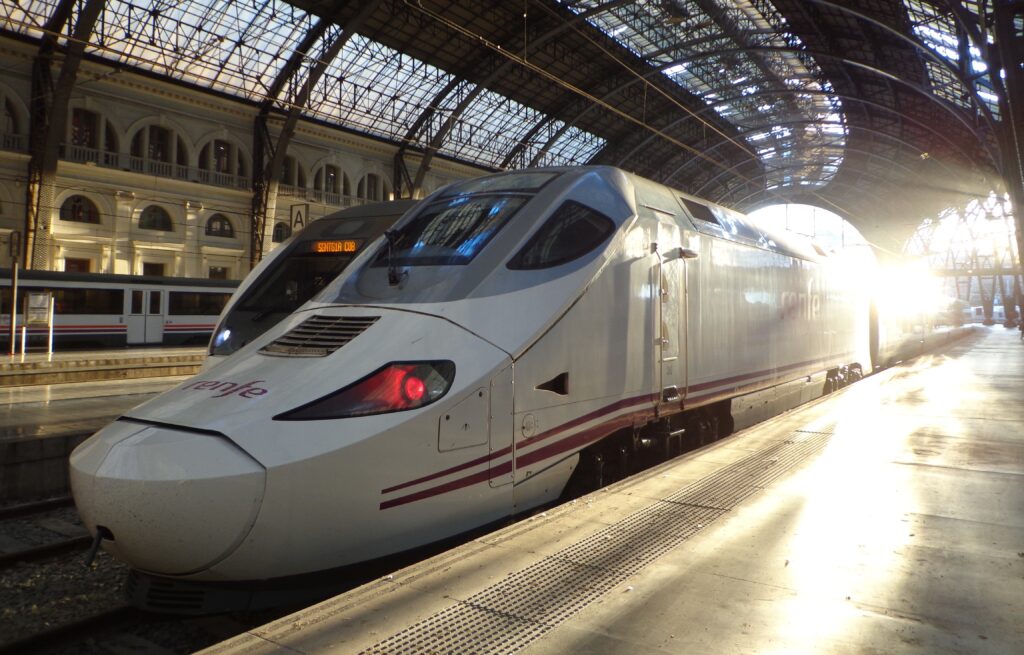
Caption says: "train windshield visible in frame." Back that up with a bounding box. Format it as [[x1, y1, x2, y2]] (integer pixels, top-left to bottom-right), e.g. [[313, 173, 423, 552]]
[[370, 195, 525, 267], [236, 247, 357, 317], [368, 172, 556, 268]]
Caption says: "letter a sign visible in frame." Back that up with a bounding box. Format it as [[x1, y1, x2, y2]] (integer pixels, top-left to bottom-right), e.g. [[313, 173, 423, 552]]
[[290, 203, 309, 230]]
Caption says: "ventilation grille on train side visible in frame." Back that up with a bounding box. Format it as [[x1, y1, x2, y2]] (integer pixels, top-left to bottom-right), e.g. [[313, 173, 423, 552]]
[[260, 315, 379, 357]]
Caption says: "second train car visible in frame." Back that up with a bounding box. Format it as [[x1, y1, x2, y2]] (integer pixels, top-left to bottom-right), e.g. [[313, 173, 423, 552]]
[[206, 200, 418, 365]]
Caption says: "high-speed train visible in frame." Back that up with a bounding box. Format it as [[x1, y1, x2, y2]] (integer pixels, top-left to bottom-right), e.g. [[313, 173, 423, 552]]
[[72, 166, 911, 610], [206, 200, 418, 366]]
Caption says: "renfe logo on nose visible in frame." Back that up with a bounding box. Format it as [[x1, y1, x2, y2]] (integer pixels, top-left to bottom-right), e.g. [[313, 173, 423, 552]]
[[180, 379, 269, 399]]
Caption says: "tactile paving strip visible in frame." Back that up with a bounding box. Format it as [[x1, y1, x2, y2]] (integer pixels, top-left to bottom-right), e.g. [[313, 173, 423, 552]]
[[362, 425, 836, 655]]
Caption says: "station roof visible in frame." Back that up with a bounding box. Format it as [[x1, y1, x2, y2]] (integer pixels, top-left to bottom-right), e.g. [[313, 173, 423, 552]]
[[3, 1, 1015, 253]]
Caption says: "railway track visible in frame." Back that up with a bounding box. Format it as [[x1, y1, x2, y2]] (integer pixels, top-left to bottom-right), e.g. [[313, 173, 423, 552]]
[[0, 496, 92, 570], [0, 606, 143, 655]]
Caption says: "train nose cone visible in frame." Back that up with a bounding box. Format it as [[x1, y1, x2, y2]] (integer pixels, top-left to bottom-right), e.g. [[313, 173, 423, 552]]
[[70, 421, 265, 576]]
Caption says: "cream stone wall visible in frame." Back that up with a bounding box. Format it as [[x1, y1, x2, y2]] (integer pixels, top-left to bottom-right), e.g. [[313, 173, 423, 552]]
[[0, 36, 483, 277]]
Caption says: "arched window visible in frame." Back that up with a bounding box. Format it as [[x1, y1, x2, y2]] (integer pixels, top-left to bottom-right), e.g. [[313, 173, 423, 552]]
[[281, 155, 307, 188], [59, 195, 100, 224], [272, 221, 292, 243], [70, 108, 118, 163], [357, 173, 392, 201], [205, 213, 234, 238], [3, 97, 18, 135], [130, 125, 187, 171], [71, 108, 99, 149], [314, 164, 341, 194], [199, 139, 246, 177], [139, 205, 173, 231]]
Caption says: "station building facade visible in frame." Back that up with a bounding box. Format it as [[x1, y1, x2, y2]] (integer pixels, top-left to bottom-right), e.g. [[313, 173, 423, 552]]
[[0, 36, 479, 279]]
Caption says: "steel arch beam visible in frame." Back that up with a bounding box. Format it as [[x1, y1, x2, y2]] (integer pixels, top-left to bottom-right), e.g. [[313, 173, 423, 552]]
[[593, 43, 999, 170], [394, 0, 636, 196], [251, 2, 380, 266], [614, 87, 983, 177], [23, 0, 104, 268]]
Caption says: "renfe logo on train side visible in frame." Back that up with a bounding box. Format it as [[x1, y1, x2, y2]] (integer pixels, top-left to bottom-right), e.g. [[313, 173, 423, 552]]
[[180, 379, 269, 399], [780, 278, 821, 320]]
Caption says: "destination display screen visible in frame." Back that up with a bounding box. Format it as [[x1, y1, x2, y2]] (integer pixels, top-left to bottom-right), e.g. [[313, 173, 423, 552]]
[[308, 239, 361, 254]]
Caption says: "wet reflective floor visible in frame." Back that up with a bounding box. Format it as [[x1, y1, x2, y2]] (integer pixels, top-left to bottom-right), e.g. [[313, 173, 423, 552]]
[[207, 328, 1022, 654], [0, 377, 184, 440]]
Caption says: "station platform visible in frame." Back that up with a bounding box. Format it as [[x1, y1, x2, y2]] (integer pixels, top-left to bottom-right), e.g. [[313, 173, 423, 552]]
[[1, 346, 206, 387], [204, 327, 1023, 655], [0, 347, 202, 502]]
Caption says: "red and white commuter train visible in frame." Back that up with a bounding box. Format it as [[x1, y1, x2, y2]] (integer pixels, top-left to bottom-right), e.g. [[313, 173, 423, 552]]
[[70, 166, 928, 609], [0, 269, 236, 347]]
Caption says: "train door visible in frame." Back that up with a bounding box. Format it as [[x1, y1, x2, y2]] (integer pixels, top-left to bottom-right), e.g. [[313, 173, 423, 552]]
[[655, 222, 687, 412], [126, 289, 164, 344]]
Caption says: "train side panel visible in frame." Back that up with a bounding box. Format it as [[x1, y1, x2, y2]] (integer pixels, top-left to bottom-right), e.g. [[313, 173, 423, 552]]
[[509, 217, 658, 488]]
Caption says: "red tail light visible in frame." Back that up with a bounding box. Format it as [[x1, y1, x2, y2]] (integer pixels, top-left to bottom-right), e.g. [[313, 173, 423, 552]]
[[274, 361, 455, 420]]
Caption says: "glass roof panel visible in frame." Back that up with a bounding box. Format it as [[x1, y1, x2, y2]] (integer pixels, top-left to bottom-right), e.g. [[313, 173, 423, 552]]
[[5, 1, 317, 101], [558, 0, 846, 191], [1, 1, 605, 172], [902, 0, 1001, 120], [304, 33, 462, 141], [542, 123, 608, 167]]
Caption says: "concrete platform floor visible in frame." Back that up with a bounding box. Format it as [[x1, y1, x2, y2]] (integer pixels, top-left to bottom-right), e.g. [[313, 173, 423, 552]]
[[205, 328, 1022, 655]]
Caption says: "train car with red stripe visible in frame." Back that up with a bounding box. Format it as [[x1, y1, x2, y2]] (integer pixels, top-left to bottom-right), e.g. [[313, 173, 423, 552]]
[[0, 269, 237, 348], [71, 167, 891, 611]]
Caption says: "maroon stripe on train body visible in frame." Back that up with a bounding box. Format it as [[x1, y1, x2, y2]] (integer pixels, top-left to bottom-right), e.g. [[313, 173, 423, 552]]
[[516, 411, 651, 470], [380, 392, 657, 496], [379, 354, 856, 505], [379, 409, 651, 510], [380, 460, 514, 510], [380, 445, 511, 495], [517, 393, 658, 450], [49, 328, 126, 334], [686, 352, 854, 393]]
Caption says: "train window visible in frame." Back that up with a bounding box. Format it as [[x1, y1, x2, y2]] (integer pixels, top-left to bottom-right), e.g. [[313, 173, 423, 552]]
[[680, 198, 720, 226], [507, 201, 615, 270], [51, 288, 123, 315], [149, 291, 161, 314], [371, 194, 526, 267], [59, 195, 100, 224], [131, 290, 143, 314], [140, 205, 173, 231], [169, 291, 232, 315]]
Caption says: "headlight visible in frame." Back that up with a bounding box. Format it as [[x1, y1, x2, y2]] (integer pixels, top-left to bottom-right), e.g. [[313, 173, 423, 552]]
[[273, 361, 455, 420]]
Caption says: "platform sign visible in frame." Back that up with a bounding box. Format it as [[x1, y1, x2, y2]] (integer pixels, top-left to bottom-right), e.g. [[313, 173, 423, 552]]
[[25, 293, 52, 325], [21, 292, 55, 356], [291, 203, 309, 230]]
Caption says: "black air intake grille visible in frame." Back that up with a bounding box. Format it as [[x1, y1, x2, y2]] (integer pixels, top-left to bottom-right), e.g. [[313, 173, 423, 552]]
[[260, 315, 379, 357]]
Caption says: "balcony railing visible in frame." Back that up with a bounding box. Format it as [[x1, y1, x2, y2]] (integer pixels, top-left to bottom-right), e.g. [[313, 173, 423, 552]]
[[57, 144, 250, 190], [1, 131, 26, 151], [54, 145, 382, 202], [196, 168, 249, 190]]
